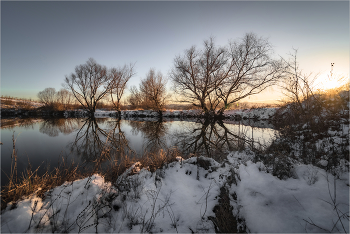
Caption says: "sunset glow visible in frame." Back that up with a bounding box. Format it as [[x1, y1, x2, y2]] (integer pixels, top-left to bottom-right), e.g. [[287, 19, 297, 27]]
[[316, 73, 348, 91]]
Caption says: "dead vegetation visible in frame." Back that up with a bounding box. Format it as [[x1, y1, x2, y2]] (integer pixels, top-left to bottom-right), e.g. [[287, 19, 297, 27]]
[[1, 130, 184, 212]]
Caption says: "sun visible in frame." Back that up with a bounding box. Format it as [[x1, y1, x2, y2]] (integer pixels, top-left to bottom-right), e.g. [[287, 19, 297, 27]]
[[322, 78, 341, 90], [317, 73, 347, 91]]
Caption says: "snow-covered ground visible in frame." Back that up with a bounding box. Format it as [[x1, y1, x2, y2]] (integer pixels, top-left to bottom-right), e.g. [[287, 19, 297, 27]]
[[236, 161, 349, 233], [66, 108, 277, 120], [2, 153, 348, 233], [224, 107, 277, 120], [121, 109, 202, 118], [120, 108, 277, 120]]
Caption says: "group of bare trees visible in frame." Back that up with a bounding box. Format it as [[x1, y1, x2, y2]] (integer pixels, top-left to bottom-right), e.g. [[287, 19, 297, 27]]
[[64, 58, 135, 115], [60, 33, 284, 118], [37, 87, 75, 110], [276, 50, 349, 126], [37, 32, 326, 118], [38, 59, 167, 116], [63, 58, 168, 116]]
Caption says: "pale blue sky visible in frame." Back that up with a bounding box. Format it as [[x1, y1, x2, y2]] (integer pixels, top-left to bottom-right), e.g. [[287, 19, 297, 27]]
[[1, 1, 349, 102]]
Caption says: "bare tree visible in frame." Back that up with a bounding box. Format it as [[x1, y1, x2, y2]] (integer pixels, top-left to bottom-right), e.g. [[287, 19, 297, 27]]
[[109, 64, 135, 116], [127, 85, 142, 109], [56, 88, 74, 110], [139, 69, 168, 116], [64, 58, 113, 115], [170, 33, 283, 117], [37, 87, 57, 107]]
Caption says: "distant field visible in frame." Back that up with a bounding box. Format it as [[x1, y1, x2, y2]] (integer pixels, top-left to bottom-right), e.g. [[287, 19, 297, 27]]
[[0, 97, 43, 109]]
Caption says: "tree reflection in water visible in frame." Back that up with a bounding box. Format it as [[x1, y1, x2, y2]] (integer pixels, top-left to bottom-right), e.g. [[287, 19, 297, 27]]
[[1, 118, 39, 130], [171, 119, 261, 162], [69, 118, 135, 163], [39, 118, 82, 137], [128, 120, 168, 154], [39, 117, 273, 165], [127, 119, 265, 162]]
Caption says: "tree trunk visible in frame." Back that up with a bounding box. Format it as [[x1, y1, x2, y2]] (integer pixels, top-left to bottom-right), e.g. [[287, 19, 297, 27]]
[[158, 110, 163, 119], [89, 105, 96, 117]]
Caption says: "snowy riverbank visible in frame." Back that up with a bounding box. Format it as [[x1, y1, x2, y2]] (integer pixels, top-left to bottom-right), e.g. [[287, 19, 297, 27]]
[[1, 152, 348, 233]]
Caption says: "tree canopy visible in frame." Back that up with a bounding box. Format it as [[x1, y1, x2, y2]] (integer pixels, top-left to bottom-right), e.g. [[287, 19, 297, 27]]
[[170, 33, 284, 117]]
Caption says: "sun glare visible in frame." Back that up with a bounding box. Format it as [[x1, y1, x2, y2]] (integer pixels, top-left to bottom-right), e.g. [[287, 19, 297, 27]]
[[316, 73, 347, 91]]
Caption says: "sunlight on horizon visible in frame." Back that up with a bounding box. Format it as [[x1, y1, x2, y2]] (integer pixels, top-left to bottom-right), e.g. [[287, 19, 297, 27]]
[[315, 72, 349, 91]]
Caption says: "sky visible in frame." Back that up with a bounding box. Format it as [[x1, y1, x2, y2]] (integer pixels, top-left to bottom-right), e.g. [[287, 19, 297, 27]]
[[1, 1, 349, 103]]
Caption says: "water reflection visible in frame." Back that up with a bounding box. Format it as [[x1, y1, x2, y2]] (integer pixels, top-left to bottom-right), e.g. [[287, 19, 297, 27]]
[[1, 118, 40, 130], [38, 118, 276, 162], [39, 118, 82, 137], [1, 117, 277, 186], [129, 120, 168, 154], [69, 118, 135, 162], [171, 120, 265, 161]]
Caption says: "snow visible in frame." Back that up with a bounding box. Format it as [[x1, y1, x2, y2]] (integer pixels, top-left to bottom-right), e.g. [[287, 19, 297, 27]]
[[236, 162, 349, 233], [224, 107, 277, 120], [1, 175, 115, 233], [1, 154, 348, 233], [94, 109, 117, 117], [318, 159, 328, 167], [1, 158, 226, 233], [1, 198, 41, 233]]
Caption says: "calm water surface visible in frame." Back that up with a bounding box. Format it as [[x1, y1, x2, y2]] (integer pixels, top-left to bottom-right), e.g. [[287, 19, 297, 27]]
[[1, 118, 278, 186]]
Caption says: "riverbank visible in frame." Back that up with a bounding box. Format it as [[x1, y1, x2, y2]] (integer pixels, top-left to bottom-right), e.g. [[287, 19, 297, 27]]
[[1, 151, 348, 233], [1, 105, 278, 121]]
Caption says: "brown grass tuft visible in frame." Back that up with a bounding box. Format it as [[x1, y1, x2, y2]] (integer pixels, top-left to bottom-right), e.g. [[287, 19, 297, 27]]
[[1, 157, 86, 210]]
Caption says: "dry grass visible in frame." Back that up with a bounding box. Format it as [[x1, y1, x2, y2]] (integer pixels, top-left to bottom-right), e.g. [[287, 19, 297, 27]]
[[1, 157, 86, 210], [102, 147, 184, 183], [1, 135, 185, 211]]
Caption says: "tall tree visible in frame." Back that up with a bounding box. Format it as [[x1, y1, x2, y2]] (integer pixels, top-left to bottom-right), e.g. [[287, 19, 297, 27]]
[[170, 33, 284, 117], [64, 58, 113, 115], [139, 69, 168, 116], [109, 64, 135, 116], [37, 87, 57, 107]]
